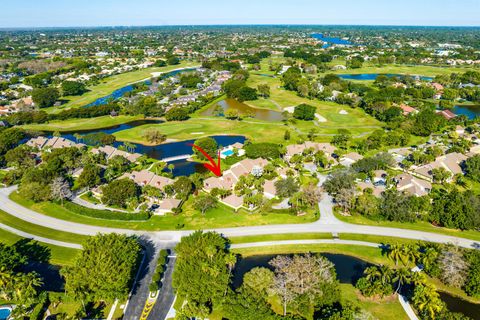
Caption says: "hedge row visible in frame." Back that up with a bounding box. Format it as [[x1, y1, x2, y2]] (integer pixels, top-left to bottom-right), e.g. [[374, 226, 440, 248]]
[[149, 249, 169, 292], [63, 201, 151, 221]]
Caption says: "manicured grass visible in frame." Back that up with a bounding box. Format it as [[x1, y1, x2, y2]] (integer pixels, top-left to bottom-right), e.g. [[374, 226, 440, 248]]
[[229, 233, 333, 244], [22, 115, 145, 132], [0, 209, 88, 244], [329, 63, 472, 77], [47, 61, 198, 112], [232, 243, 387, 265], [335, 213, 480, 242], [10, 192, 317, 231], [0, 227, 79, 266], [114, 117, 293, 145], [233, 242, 480, 305], [340, 283, 409, 320]]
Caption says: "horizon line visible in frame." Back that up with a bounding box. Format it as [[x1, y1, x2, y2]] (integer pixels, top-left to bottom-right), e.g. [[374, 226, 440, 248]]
[[1, 23, 480, 30]]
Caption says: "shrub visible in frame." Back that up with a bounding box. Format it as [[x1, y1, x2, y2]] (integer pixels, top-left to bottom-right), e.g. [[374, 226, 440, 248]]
[[63, 201, 150, 221], [293, 103, 316, 120], [149, 282, 159, 292], [245, 142, 281, 159]]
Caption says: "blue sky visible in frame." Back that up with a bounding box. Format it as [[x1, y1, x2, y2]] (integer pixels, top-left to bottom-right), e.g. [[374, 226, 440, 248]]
[[1, 0, 479, 28]]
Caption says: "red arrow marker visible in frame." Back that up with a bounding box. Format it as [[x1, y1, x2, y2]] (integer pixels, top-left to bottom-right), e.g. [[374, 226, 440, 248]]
[[188, 143, 222, 177]]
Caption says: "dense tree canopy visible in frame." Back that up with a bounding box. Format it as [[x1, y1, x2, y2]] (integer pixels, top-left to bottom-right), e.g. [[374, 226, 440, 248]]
[[172, 231, 232, 318], [31, 87, 60, 108], [62, 234, 141, 301]]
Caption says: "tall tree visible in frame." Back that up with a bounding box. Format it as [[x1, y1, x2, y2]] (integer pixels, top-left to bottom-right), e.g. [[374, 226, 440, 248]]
[[172, 231, 232, 318], [62, 234, 140, 301]]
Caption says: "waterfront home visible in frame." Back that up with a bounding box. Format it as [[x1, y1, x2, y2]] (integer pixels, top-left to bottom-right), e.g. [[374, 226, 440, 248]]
[[122, 169, 174, 190], [91, 145, 142, 163], [413, 152, 468, 182], [203, 158, 268, 202], [26, 136, 85, 150], [394, 173, 432, 197], [437, 109, 456, 120]]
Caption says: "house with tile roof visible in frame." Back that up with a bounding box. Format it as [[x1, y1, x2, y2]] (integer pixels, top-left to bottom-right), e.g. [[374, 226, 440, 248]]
[[394, 173, 432, 197], [414, 152, 468, 182]]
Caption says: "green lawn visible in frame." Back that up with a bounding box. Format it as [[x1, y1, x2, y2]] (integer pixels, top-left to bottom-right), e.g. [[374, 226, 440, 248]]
[[0, 209, 88, 244], [46, 61, 198, 113], [114, 117, 293, 145], [0, 227, 79, 266], [329, 63, 472, 77], [340, 283, 409, 320], [10, 192, 317, 231], [229, 233, 333, 244], [335, 213, 480, 242], [22, 115, 146, 132]]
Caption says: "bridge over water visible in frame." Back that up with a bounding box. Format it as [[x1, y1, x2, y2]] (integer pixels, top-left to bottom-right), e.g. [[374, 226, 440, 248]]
[[161, 154, 191, 162]]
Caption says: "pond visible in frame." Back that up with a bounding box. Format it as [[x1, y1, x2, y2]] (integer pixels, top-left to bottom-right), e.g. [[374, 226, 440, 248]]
[[84, 67, 198, 108], [55, 121, 246, 177], [452, 104, 480, 119], [232, 253, 372, 289], [439, 292, 480, 320], [311, 33, 353, 48], [232, 253, 480, 319], [337, 73, 434, 81], [201, 98, 284, 121]]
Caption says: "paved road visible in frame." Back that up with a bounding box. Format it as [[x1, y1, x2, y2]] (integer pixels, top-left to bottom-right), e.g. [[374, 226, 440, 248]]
[[124, 239, 175, 320], [1, 186, 479, 249]]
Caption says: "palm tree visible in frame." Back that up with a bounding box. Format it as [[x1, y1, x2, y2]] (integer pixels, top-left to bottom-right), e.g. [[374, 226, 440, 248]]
[[405, 244, 420, 265], [418, 247, 438, 272], [124, 142, 136, 153], [393, 268, 411, 294], [364, 266, 381, 282], [410, 272, 427, 286], [378, 265, 393, 286], [167, 163, 175, 174], [224, 253, 237, 296], [387, 244, 405, 266], [152, 161, 167, 175], [412, 284, 444, 319], [73, 133, 82, 143], [0, 267, 14, 300]]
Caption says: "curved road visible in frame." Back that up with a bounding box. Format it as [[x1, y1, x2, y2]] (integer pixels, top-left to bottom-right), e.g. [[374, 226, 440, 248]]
[[0, 186, 479, 249]]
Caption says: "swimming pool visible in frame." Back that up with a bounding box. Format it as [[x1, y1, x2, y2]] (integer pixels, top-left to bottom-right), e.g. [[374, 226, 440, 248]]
[[221, 149, 234, 157], [0, 306, 12, 320]]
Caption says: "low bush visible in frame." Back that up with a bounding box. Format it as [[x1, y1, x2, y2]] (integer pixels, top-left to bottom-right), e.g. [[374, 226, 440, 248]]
[[63, 201, 150, 221]]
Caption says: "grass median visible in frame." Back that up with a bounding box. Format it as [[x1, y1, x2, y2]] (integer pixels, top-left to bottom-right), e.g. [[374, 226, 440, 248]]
[[0, 227, 79, 266], [335, 213, 480, 242], [0, 209, 89, 244]]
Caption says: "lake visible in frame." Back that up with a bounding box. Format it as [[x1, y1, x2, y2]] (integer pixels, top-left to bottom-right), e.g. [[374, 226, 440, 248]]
[[337, 73, 434, 81], [233, 253, 480, 319], [84, 67, 198, 108], [201, 98, 284, 121], [311, 33, 353, 48], [232, 253, 371, 289], [452, 104, 480, 119], [55, 121, 246, 177]]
